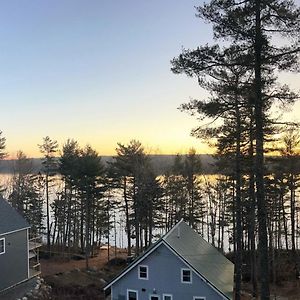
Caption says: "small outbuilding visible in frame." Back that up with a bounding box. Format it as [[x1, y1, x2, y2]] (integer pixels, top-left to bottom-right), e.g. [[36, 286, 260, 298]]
[[0, 196, 41, 293], [104, 220, 234, 300]]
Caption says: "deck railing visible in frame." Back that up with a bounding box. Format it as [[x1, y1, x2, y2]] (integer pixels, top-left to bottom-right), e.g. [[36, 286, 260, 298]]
[[29, 236, 43, 250], [29, 263, 41, 278], [28, 235, 42, 278]]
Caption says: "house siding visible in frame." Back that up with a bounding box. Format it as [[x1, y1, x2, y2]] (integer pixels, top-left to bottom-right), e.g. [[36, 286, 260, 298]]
[[111, 243, 225, 300], [0, 229, 28, 291]]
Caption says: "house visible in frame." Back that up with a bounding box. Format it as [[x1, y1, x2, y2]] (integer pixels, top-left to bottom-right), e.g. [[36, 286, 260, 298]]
[[104, 220, 234, 300], [0, 196, 42, 293]]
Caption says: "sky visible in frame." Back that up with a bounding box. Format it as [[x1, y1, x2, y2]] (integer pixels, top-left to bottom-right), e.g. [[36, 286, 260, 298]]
[[0, 1, 299, 158]]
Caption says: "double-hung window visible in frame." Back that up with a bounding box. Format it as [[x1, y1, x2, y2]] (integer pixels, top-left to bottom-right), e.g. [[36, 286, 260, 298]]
[[127, 289, 138, 300], [193, 297, 206, 300], [163, 294, 173, 300], [181, 268, 192, 283], [138, 265, 148, 280], [0, 238, 5, 255]]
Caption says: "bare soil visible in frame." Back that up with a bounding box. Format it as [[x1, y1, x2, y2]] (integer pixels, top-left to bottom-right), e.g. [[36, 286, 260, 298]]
[[242, 281, 300, 300], [41, 248, 126, 276], [41, 247, 127, 300]]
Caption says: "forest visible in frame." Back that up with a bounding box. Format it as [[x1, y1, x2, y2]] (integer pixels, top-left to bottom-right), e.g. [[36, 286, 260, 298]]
[[1, 0, 300, 299], [0, 131, 299, 299]]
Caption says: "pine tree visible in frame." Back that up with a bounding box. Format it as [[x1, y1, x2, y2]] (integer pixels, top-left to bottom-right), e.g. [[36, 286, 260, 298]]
[[39, 136, 58, 254], [9, 151, 44, 234], [171, 1, 300, 297], [76, 145, 105, 269]]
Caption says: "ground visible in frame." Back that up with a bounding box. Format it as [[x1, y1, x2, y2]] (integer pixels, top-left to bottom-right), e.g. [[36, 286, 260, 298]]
[[40, 247, 300, 300], [242, 282, 300, 300], [41, 247, 127, 300], [0, 278, 38, 300]]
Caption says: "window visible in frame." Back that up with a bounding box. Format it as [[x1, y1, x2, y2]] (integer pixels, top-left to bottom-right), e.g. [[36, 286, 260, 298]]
[[163, 294, 173, 300], [149, 296, 160, 300], [193, 297, 206, 300], [138, 265, 148, 280], [127, 289, 138, 300], [181, 268, 192, 283], [0, 238, 5, 255]]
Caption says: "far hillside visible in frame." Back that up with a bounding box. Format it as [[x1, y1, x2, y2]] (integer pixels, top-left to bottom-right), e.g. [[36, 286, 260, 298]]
[[0, 154, 217, 175]]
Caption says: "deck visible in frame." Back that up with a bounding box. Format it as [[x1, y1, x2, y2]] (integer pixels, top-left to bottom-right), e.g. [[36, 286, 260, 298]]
[[28, 236, 43, 251], [29, 267, 41, 278], [28, 236, 42, 278]]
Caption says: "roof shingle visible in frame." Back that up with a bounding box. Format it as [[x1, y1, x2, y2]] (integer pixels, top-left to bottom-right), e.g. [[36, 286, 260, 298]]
[[163, 220, 234, 300], [0, 196, 30, 235]]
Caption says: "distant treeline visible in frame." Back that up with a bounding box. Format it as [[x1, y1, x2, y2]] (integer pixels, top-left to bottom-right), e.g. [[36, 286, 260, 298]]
[[1, 154, 298, 175], [0, 154, 217, 175]]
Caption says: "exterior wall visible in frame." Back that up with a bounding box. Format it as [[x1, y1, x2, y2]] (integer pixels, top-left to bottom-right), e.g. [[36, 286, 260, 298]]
[[0, 229, 28, 291], [111, 243, 225, 300]]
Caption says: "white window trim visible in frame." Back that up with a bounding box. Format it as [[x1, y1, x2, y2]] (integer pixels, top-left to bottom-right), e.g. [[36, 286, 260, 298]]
[[149, 295, 160, 300], [127, 289, 138, 300], [138, 264, 149, 280], [163, 294, 173, 300], [0, 238, 5, 255], [181, 268, 192, 284], [193, 297, 206, 300]]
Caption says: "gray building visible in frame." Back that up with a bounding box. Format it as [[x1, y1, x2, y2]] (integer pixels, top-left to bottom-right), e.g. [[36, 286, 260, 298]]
[[0, 196, 41, 293], [104, 220, 234, 300]]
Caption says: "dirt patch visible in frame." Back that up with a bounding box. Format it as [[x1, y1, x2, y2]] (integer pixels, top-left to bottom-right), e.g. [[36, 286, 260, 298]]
[[41, 248, 127, 277], [45, 270, 105, 300], [41, 248, 127, 299], [242, 281, 300, 300]]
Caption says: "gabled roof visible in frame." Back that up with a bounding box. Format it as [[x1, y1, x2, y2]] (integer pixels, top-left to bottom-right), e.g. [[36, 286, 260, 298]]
[[0, 196, 30, 235], [163, 220, 234, 300], [104, 220, 234, 300]]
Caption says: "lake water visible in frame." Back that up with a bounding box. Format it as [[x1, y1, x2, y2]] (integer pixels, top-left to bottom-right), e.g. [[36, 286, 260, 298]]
[[2, 173, 298, 252]]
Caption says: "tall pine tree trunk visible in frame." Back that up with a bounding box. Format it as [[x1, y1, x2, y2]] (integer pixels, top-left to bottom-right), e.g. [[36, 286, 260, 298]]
[[85, 191, 91, 270], [234, 85, 242, 300], [123, 177, 131, 256], [290, 175, 299, 277], [249, 108, 258, 297], [46, 173, 51, 255], [254, 0, 270, 297]]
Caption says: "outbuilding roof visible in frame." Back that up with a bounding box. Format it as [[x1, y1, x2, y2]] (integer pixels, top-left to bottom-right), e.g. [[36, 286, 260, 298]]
[[104, 219, 234, 300], [0, 196, 30, 235]]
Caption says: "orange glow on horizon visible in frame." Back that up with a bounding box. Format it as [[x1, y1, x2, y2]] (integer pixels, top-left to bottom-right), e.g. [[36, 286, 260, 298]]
[[5, 137, 215, 159]]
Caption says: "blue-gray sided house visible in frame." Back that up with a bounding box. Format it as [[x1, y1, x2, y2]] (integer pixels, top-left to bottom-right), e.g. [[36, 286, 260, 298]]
[[104, 220, 234, 300], [0, 196, 42, 293]]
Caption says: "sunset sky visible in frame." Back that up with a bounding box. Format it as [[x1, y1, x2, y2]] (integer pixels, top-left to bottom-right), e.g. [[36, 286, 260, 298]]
[[1, 1, 299, 158]]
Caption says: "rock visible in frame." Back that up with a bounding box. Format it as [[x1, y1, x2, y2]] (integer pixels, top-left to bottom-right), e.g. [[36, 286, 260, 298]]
[[22, 297, 28, 300]]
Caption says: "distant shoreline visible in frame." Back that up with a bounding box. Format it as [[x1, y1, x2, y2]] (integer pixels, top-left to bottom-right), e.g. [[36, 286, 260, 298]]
[[0, 154, 217, 175]]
